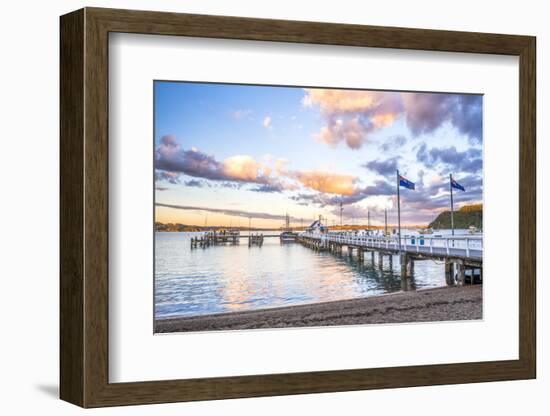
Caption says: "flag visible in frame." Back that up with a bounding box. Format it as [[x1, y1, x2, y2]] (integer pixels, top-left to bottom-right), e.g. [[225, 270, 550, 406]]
[[399, 175, 415, 190], [451, 178, 465, 191]]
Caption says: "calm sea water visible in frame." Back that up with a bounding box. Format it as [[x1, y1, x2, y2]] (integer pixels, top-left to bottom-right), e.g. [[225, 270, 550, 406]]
[[155, 230, 471, 319]]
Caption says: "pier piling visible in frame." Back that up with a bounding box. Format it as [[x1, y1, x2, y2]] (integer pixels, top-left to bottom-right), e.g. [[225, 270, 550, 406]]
[[400, 253, 408, 278], [297, 232, 482, 287], [456, 261, 466, 286], [445, 260, 454, 285]]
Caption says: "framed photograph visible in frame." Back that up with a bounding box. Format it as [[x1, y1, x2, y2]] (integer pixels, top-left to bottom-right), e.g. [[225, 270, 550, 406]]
[[60, 7, 536, 407]]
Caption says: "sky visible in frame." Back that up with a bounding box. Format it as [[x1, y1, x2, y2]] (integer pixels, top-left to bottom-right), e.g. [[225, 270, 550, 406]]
[[154, 81, 483, 228]]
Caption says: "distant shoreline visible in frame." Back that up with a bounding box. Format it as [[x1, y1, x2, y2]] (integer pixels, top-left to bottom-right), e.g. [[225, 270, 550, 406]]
[[154, 226, 445, 233], [155, 285, 482, 333]]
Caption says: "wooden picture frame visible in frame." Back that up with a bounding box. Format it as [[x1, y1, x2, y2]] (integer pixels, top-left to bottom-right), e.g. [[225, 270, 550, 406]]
[[60, 7, 536, 408]]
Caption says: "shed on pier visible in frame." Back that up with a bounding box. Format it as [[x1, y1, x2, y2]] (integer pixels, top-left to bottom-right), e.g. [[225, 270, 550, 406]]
[[306, 220, 328, 234]]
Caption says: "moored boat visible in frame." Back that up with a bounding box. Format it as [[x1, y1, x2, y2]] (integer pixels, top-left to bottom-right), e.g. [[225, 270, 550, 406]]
[[280, 230, 298, 242], [280, 213, 298, 242]]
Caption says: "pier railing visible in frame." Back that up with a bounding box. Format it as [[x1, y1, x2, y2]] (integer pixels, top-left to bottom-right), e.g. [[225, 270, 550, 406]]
[[299, 232, 483, 260]]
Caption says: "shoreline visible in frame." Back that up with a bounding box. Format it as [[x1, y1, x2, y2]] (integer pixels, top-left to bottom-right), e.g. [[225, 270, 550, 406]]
[[155, 285, 482, 333]]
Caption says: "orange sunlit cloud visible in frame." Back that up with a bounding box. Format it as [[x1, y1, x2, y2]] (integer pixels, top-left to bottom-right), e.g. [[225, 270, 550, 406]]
[[302, 88, 403, 149], [302, 89, 380, 113], [220, 153, 360, 196], [222, 155, 262, 182], [291, 170, 358, 196]]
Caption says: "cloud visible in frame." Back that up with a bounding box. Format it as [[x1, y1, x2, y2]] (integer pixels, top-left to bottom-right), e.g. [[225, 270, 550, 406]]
[[362, 180, 395, 197], [155, 170, 180, 184], [263, 116, 272, 128], [155, 135, 274, 186], [156, 135, 374, 197], [219, 182, 243, 189], [274, 158, 289, 175], [329, 204, 388, 221], [290, 192, 342, 207], [303, 89, 402, 149], [402, 93, 482, 143], [155, 135, 227, 180], [379, 135, 407, 152], [416, 143, 482, 173], [291, 179, 394, 208], [313, 117, 368, 150], [450, 95, 483, 143], [222, 155, 263, 182], [250, 184, 283, 193], [184, 179, 205, 188], [290, 170, 358, 195], [364, 156, 401, 177], [303, 89, 483, 149], [156, 202, 299, 222], [233, 109, 252, 120], [157, 136, 353, 196], [302, 89, 400, 114]]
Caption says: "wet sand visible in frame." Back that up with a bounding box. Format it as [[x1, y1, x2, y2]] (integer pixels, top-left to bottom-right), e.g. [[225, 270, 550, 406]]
[[155, 285, 482, 333]]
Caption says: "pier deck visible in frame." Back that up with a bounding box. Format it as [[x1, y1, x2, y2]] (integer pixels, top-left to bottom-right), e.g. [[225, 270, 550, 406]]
[[299, 232, 482, 261]]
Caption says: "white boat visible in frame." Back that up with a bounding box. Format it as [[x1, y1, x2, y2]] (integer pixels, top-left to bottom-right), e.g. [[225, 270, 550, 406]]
[[280, 231, 297, 242], [280, 213, 298, 242]]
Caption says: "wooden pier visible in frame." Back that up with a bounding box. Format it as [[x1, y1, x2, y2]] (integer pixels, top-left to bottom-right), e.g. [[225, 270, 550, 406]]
[[191, 232, 276, 248], [248, 234, 264, 247], [297, 232, 482, 286], [190, 231, 240, 248]]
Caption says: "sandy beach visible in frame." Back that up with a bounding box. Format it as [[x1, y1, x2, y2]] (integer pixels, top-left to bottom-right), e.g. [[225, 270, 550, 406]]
[[155, 285, 482, 333]]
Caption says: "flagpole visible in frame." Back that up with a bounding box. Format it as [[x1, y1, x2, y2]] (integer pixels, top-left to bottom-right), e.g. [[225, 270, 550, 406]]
[[397, 169, 401, 251], [384, 207, 388, 236], [367, 210, 370, 231], [450, 173, 455, 236]]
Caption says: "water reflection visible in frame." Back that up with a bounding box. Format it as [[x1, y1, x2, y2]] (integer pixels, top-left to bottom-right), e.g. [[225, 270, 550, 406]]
[[155, 232, 443, 318]]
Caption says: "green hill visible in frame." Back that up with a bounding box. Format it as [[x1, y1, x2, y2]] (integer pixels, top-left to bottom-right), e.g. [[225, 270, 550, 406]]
[[428, 204, 483, 230]]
